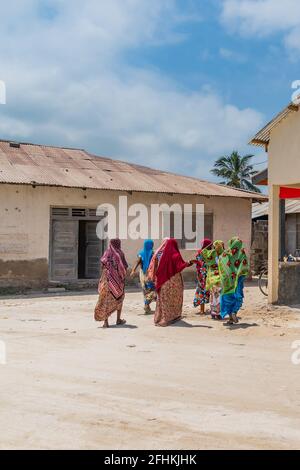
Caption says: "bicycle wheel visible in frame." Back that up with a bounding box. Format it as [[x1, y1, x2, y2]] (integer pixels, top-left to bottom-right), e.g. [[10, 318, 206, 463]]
[[259, 269, 268, 296]]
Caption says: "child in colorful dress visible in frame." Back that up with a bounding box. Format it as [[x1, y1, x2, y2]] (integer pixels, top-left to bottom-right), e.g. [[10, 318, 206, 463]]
[[193, 238, 212, 315]]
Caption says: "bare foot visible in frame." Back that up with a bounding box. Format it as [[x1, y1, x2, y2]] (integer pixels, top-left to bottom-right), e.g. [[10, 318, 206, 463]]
[[156, 321, 168, 327], [103, 321, 109, 328]]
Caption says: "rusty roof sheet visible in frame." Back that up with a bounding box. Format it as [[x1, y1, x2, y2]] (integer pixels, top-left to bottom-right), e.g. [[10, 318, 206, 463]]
[[0, 139, 267, 201]]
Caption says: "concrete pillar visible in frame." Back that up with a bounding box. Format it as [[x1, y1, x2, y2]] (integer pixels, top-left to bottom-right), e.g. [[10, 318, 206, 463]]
[[268, 184, 280, 303]]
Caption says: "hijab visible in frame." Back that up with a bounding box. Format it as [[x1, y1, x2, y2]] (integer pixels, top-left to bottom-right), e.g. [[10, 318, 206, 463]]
[[202, 240, 224, 290], [101, 238, 128, 299], [139, 239, 154, 274], [197, 238, 212, 255], [149, 238, 188, 291], [218, 237, 249, 295]]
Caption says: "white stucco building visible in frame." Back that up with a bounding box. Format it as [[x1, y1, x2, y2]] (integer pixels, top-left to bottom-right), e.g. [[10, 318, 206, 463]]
[[0, 139, 265, 290]]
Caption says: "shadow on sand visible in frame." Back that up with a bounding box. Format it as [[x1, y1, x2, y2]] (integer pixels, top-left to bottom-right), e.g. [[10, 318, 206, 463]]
[[171, 320, 213, 329], [225, 322, 259, 330], [98, 324, 138, 330]]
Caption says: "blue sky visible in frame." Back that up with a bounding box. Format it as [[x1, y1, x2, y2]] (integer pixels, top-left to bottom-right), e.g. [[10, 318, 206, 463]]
[[0, 0, 299, 180]]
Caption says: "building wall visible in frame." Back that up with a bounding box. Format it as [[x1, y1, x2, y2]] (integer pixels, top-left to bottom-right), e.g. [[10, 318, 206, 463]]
[[251, 220, 268, 274], [251, 214, 298, 275], [267, 110, 300, 302], [286, 214, 297, 255], [278, 262, 300, 305], [269, 110, 300, 186], [0, 184, 252, 288]]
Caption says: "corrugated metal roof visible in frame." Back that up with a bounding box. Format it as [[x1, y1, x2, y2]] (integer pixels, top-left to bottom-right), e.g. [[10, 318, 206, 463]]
[[252, 200, 300, 218], [250, 102, 299, 148], [0, 139, 266, 200], [252, 168, 268, 185]]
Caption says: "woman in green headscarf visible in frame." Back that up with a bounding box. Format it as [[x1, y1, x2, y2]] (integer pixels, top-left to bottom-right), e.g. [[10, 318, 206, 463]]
[[218, 237, 249, 324], [202, 240, 224, 319]]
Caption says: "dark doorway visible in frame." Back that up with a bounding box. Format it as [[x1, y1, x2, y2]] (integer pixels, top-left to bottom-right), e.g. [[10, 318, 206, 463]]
[[78, 221, 103, 279]]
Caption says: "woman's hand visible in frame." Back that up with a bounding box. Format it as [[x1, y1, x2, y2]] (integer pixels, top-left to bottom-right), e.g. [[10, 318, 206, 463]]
[[188, 259, 197, 265]]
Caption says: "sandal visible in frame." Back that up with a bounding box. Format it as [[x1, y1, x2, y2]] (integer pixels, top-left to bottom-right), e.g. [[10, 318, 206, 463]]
[[232, 314, 239, 324], [116, 319, 126, 326]]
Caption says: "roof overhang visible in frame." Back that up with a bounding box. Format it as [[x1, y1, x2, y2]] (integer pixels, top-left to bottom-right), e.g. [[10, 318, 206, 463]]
[[249, 102, 299, 149], [252, 168, 268, 186]]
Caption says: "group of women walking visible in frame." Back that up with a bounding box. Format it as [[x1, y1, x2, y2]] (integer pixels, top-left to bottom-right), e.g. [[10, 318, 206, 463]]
[[94, 236, 249, 328]]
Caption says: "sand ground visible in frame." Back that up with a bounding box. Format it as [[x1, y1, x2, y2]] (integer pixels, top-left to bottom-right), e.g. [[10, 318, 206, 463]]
[[0, 281, 300, 450]]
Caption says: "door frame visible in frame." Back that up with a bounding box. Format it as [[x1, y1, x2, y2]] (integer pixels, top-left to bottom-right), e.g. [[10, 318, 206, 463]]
[[48, 206, 107, 282], [83, 221, 106, 280]]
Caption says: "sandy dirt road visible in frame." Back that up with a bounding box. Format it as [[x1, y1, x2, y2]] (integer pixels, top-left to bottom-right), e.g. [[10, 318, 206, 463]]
[[0, 282, 300, 450]]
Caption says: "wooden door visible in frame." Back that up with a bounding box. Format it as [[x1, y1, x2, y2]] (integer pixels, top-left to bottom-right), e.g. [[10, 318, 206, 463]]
[[84, 221, 103, 279], [50, 220, 78, 281]]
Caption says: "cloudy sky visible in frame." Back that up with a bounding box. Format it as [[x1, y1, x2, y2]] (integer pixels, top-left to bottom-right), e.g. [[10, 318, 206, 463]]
[[0, 0, 299, 180]]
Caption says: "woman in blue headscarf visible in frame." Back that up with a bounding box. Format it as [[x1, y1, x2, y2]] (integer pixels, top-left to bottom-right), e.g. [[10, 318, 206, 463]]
[[130, 239, 157, 313]]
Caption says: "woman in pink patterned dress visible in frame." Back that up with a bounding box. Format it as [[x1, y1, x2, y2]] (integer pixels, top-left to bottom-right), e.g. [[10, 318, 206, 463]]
[[94, 239, 128, 328], [148, 238, 193, 327]]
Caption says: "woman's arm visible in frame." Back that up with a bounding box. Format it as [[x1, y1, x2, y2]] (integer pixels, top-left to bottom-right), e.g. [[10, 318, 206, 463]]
[[186, 260, 195, 267], [130, 257, 142, 277]]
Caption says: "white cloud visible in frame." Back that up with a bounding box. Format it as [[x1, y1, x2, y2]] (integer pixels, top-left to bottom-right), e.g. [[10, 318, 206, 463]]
[[221, 0, 300, 53], [219, 47, 247, 63], [0, 0, 263, 179]]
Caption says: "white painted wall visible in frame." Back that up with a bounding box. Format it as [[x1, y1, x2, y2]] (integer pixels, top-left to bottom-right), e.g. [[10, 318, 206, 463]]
[[0, 184, 252, 281]]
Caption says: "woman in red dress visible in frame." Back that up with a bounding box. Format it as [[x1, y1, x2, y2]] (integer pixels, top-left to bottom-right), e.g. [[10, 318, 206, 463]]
[[148, 238, 193, 327]]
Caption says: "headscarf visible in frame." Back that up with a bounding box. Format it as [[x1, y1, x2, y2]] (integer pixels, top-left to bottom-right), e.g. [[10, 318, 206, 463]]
[[199, 238, 212, 252], [100, 239, 128, 299], [147, 239, 167, 281], [148, 238, 188, 291], [218, 237, 249, 295], [195, 238, 212, 279], [214, 240, 225, 255], [138, 239, 154, 274], [202, 240, 224, 290]]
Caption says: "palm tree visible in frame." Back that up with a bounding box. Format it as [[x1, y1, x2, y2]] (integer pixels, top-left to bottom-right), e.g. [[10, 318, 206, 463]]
[[211, 151, 261, 193]]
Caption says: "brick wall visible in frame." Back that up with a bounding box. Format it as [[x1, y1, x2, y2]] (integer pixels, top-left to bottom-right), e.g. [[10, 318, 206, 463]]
[[251, 220, 268, 274]]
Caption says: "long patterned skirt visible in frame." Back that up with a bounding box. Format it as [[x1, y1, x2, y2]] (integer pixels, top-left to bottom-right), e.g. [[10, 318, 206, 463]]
[[139, 269, 157, 310], [193, 281, 210, 307], [94, 268, 125, 322], [210, 286, 221, 319], [220, 276, 245, 319], [193, 259, 210, 307], [154, 273, 183, 327]]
